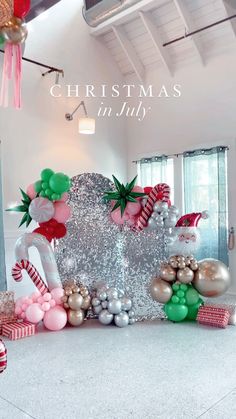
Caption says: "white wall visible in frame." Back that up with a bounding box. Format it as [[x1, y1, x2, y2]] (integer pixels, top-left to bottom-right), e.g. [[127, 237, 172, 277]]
[[0, 0, 127, 294], [126, 50, 236, 291]]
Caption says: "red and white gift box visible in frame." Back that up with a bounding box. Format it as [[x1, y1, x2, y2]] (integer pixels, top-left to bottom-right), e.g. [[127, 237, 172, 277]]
[[1, 321, 36, 340], [197, 305, 230, 329]]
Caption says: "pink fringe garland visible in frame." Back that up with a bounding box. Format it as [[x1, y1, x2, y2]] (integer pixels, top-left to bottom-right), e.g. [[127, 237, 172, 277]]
[[0, 42, 22, 109]]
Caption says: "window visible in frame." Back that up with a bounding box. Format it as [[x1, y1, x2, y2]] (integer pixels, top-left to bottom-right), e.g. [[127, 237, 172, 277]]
[[0, 145, 6, 291], [137, 156, 174, 202], [136, 146, 228, 264]]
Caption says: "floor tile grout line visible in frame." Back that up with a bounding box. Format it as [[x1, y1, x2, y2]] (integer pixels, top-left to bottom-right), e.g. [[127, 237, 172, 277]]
[[196, 386, 236, 418], [0, 395, 37, 419]]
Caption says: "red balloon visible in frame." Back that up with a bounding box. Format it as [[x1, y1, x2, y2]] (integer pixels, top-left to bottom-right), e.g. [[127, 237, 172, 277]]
[[14, 0, 31, 18]]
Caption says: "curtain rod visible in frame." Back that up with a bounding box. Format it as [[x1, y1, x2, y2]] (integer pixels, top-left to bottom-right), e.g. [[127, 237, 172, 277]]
[[0, 49, 64, 76], [132, 146, 229, 164], [163, 14, 236, 47]]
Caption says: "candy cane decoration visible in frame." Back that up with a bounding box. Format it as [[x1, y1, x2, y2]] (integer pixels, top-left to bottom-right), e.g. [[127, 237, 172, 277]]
[[136, 183, 170, 231], [12, 259, 49, 295], [14, 233, 62, 291], [0, 339, 7, 374]]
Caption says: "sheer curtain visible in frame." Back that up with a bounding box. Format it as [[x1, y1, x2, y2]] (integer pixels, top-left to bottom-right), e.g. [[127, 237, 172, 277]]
[[183, 146, 228, 264], [0, 144, 6, 290], [137, 155, 174, 201]]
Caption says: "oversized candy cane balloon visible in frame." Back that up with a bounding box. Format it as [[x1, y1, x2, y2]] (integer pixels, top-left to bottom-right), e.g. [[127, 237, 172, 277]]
[[12, 259, 49, 295], [14, 233, 62, 291]]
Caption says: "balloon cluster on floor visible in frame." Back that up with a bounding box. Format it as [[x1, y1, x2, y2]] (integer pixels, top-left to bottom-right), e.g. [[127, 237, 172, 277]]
[[7, 168, 71, 241], [150, 255, 231, 322], [91, 283, 136, 327], [62, 281, 91, 327], [0, 0, 30, 108]]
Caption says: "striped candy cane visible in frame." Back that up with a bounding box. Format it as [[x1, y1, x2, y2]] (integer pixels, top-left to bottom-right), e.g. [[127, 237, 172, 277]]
[[12, 259, 49, 295], [0, 339, 7, 374], [136, 183, 170, 231]]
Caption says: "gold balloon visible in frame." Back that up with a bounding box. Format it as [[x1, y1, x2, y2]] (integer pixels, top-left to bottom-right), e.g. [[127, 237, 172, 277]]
[[68, 293, 83, 310], [81, 296, 91, 310], [150, 278, 173, 303], [190, 261, 199, 271], [2, 17, 28, 45], [160, 263, 176, 282], [178, 261, 186, 269], [68, 309, 85, 327], [177, 267, 194, 284], [193, 259, 231, 297]]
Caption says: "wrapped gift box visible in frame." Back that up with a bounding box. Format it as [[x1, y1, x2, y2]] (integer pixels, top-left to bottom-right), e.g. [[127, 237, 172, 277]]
[[205, 295, 236, 325], [197, 306, 230, 328], [2, 321, 36, 340]]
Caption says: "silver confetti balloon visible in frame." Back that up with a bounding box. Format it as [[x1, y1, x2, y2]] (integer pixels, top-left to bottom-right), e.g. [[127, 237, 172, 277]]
[[108, 299, 122, 314], [114, 312, 129, 327], [99, 310, 113, 325]]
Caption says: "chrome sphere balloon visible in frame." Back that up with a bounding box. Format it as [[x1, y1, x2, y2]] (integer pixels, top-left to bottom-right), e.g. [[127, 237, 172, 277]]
[[99, 309, 113, 325], [147, 217, 157, 230], [2, 17, 28, 44], [114, 311, 129, 328], [150, 278, 173, 303], [177, 267, 194, 284], [68, 309, 84, 326], [106, 287, 119, 300], [120, 297, 132, 311], [160, 263, 176, 282], [193, 259, 231, 297], [93, 304, 102, 315], [153, 201, 162, 213], [164, 215, 177, 228], [108, 299, 122, 314]]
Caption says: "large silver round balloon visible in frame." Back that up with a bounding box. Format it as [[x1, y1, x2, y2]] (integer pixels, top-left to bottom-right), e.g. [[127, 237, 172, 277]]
[[160, 264, 176, 282], [177, 267, 194, 284], [108, 299, 122, 314], [150, 277, 173, 303], [193, 259, 231, 297], [99, 309, 113, 325], [114, 311, 129, 327]]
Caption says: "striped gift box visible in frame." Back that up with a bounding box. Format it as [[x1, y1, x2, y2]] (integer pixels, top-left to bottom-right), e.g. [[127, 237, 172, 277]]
[[2, 321, 36, 340], [205, 296, 236, 325], [197, 306, 230, 329], [0, 339, 7, 373]]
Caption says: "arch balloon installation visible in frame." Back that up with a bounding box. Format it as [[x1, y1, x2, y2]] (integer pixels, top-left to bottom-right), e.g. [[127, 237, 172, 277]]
[[0, 0, 31, 108]]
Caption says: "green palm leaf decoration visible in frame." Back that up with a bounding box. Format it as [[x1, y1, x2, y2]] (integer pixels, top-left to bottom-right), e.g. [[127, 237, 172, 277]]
[[6, 189, 32, 227], [104, 175, 146, 216]]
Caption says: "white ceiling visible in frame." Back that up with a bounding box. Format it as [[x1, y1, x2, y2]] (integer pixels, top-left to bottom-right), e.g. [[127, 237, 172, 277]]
[[90, 0, 236, 80]]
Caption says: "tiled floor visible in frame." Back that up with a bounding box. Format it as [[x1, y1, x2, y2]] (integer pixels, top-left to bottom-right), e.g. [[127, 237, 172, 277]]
[[0, 320, 236, 419]]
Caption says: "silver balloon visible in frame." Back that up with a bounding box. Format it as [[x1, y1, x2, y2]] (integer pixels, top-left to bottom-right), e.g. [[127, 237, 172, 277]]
[[120, 297, 132, 311], [150, 277, 173, 303], [147, 218, 157, 230], [94, 282, 108, 291], [128, 310, 135, 318], [159, 202, 168, 212], [177, 267, 194, 284], [94, 304, 103, 315], [156, 214, 164, 223], [99, 310, 113, 325], [164, 215, 177, 228], [108, 299, 122, 314], [97, 290, 107, 301], [129, 318, 136, 325], [106, 287, 119, 300], [118, 289, 125, 298], [92, 297, 101, 307], [101, 301, 108, 309], [114, 311, 129, 327], [193, 259, 231, 297], [153, 201, 162, 213], [162, 211, 169, 219], [151, 212, 158, 220], [156, 219, 164, 228], [169, 205, 179, 216]]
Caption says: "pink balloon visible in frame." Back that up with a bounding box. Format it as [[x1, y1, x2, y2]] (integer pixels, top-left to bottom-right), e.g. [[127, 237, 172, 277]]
[[59, 192, 69, 202], [49, 299, 56, 308], [111, 208, 129, 225], [41, 302, 51, 312], [15, 306, 22, 316], [30, 292, 41, 302], [37, 296, 44, 305], [132, 185, 144, 199], [26, 183, 37, 200], [53, 202, 71, 223], [25, 303, 44, 324], [22, 303, 28, 311], [50, 288, 64, 305], [15, 297, 25, 306], [43, 306, 67, 331], [43, 293, 52, 302], [20, 312, 26, 319], [125, 201, 142, 216]]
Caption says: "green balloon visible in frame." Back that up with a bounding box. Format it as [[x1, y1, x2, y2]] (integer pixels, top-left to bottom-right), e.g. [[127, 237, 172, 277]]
[[186, 299, 203, 320], [171, 295, 180, 304], [45, 189, 52, 197], [185, 288, 199, 306], [164, 302, 188, 322], [177, 290, 185, 298], [51, 193, 61, 201], [34, 180, 42, 193], [49, 173, 70, 194], [0, 35, 5, 49], [42, 182, 49, 190], [179, 298, 186, 305], [41, 168, 54, 182], [172, 283, 180, 292], [180, 284, 188, 291]]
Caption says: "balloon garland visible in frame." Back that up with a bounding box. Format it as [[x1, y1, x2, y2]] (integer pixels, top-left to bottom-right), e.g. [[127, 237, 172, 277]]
[[150, 255, 231, 322], [0, 0, 30, 108]]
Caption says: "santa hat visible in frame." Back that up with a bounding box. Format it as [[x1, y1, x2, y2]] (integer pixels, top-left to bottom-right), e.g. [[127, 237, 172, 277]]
[[176, 211, 209, 228]]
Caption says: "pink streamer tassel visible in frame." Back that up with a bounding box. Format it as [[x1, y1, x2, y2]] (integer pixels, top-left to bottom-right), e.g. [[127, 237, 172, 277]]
[[0, 43, 13, 108], [13, 44, 22, 109], [0, 43, 22, 109]]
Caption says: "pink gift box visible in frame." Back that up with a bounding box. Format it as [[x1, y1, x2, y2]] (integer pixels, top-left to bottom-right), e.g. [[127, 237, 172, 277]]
[[197, 305, 230, 329], [2, 321, 36, 340]]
